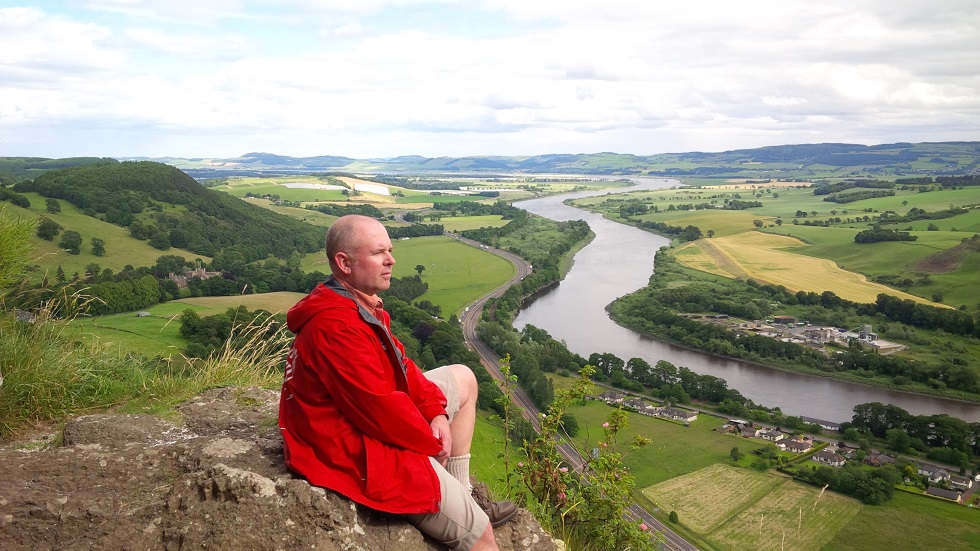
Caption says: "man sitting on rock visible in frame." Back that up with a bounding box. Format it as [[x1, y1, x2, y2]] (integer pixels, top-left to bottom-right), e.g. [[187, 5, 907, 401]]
[[279, 215, 517, 551]]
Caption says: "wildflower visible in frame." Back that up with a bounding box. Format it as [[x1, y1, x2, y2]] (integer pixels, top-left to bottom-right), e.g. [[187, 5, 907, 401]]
[[600, 442, 608, 448], [602, 422, 609, 428], [640, 523, 648, 531], [559, 467, 568, 473], [518, 462, 524, 467]]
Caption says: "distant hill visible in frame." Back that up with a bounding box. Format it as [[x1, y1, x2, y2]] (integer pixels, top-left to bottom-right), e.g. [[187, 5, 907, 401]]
[[111, 141, 979, 178], [12, 161, 324, 262]]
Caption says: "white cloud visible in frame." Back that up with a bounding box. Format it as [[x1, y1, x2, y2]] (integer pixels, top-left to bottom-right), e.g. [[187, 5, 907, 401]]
[[0, 1, 977, 158]]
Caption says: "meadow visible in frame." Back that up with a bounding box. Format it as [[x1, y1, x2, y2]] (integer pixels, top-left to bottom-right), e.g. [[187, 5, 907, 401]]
[[70, 292, 306, 358], [11, 191, 206, 280], [823, 490, 980, 551], [643, 464, 862, 551]]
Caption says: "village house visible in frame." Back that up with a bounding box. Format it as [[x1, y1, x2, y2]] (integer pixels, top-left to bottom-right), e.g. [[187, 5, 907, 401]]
[[917, 463, 952, 484], [758, 429, 785, 442], [925, 486, 961, 503], [623, 398, 655, 415], [168, 265, 222, 289], [863, 451, 896, 467], [812, 450, 846, 467], [949, 475, 973, 491], [659, 407, 698, 423], [596, 390, 625, 404], [799, 416, 841, 432], [777, 438, 813, 454], [740, 425, 760, 438]]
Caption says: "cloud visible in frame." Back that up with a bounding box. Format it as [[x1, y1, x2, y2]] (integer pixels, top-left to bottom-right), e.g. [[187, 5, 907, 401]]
[[0, 1, 977, 158]]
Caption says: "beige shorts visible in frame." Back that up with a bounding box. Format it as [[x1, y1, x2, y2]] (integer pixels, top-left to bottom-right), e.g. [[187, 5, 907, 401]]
[[404, 366, 490, 551]]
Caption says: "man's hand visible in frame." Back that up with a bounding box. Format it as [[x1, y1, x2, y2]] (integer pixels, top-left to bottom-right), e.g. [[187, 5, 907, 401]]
[[430, 414, 452, 466]]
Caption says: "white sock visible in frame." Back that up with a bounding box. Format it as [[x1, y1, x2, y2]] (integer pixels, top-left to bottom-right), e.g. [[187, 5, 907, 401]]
[[446, 453, 472, 492]]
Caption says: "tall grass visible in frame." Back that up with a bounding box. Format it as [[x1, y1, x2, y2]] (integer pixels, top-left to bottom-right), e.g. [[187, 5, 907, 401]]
[[0, 291, 288, 438]]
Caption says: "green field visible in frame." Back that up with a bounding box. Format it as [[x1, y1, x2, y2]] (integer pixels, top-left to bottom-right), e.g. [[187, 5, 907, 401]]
[[563, 399, 737, 485], [438, 215, 509, 232], [70, 292, 306, 358], [644, 464, 861, 551], [824, 490, 980, 551], [7, 192, 207, 280]]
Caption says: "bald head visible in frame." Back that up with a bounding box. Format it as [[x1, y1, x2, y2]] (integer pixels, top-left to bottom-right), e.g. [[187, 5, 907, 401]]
[[326, 215, 380, 271], [325, 215, 396, 294]]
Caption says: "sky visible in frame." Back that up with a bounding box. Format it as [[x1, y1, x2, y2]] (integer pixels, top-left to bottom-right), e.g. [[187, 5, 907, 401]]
[[1, 0, 978, 160]]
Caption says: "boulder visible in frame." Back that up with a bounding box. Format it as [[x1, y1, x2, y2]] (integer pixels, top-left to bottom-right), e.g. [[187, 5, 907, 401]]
[[0, 387, 558, 551]]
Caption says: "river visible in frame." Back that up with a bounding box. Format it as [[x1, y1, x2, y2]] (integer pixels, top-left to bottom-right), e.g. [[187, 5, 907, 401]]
[[513, 178, 980, 423]]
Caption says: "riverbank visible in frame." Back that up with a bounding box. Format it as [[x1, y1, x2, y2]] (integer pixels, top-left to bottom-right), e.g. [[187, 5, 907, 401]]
[[606, 304, 980, 410]]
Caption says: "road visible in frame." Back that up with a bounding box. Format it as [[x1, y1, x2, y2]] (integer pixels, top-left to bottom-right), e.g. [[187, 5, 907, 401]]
[[452, 234, 698, 551]]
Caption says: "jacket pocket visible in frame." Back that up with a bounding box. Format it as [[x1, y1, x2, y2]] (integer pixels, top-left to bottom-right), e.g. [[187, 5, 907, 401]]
[[363, 437, 395, 501]]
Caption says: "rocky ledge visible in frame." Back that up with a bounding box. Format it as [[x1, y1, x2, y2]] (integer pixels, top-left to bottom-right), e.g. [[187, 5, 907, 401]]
[[0, 387, 558, 551]]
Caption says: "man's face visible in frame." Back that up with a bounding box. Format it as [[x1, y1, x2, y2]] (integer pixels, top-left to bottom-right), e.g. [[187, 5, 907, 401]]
[[340, 220, 395, 295]]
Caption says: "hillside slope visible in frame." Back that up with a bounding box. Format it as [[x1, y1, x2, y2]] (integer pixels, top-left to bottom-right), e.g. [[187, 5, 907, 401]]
[[13, 161, 324, 261]]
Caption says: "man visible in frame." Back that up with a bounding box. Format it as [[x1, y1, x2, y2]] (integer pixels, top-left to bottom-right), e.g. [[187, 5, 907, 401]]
[[279, 215, 517, 551]]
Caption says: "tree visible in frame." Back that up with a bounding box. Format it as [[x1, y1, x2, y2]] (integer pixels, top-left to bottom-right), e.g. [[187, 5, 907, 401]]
[[36, 218, 61, 241], [775, 219, 783, 226], [730, 446, 742, 462], [59, 230, 82, 255], [668, 511, 679, 523], [415, 264, 426, 277], [91, 237, 106, 257], [45, 198, 61, 213], [706, 229, 715, 238], [886, 427, 912, 454]]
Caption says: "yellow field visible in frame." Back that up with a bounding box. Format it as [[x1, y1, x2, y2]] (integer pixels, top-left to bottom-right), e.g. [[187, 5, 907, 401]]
[[643, 464, 862, 551], [674, 232, 938, 306], [175, 291, 307, 315]]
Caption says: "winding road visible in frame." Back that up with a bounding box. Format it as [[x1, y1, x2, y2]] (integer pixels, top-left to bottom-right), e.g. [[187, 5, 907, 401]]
[[451, 234, 698, 551]]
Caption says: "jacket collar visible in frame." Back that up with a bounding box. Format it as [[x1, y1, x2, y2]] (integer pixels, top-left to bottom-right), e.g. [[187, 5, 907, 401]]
[[323, 275, 409, 376]]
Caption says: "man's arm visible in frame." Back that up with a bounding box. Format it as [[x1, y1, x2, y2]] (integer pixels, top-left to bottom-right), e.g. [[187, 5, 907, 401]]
[[303, 322, 443, 456]]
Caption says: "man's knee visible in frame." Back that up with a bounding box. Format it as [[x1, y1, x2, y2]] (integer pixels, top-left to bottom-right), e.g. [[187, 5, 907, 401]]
[[449, 364, 478, 396]]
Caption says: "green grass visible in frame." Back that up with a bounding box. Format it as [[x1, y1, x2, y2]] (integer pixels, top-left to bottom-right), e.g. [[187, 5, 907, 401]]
[[565, 400, 737, 486], [70, 292, 307, 359], [823, 490, 980, 551], [10, 192, 207, 281], [437, 215, 509, 232]]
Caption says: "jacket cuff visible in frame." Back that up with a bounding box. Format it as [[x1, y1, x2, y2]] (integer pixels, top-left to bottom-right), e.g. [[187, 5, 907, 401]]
[[420, 405, 449, 424]]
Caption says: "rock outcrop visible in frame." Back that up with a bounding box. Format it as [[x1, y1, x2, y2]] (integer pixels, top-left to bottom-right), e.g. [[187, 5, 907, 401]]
[[0, 387, 558, 551]]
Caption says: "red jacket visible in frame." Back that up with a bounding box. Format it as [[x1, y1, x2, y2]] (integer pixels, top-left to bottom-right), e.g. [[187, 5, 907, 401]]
[[278, 277, 448, 514]]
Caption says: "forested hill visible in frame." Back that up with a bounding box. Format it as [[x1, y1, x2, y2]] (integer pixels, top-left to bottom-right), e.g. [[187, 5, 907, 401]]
[[14, 161, 324, 261]]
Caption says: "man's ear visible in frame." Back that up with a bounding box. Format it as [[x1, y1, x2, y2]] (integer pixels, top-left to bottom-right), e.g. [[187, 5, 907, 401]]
[[334, 252, 353, 275]]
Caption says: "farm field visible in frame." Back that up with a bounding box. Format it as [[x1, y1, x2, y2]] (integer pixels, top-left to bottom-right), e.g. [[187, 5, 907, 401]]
[[438, 215, 509, 232], [823, 490, 980, 551], [572, 182, 980, 312], [562, 399, 736, 485], [643, 464, 861, 551], [70, 292, 306, 358], [674, 232, 939, 306]]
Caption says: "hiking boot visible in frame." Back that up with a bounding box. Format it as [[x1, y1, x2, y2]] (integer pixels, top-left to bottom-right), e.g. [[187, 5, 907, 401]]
[[472, 489, 518, 528]]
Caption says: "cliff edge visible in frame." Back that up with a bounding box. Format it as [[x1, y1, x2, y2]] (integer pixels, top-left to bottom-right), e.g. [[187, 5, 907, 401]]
[[0, 386, 558, 551]]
